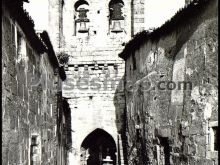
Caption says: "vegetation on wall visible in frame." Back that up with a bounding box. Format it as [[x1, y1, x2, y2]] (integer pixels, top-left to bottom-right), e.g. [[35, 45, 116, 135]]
[[57, 52, 70, 65]]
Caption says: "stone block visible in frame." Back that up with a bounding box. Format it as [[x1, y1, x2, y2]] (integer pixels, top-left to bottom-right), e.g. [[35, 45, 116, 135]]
[[8, 144, 20, 164], [7, 63, 17, 77], [197, 145, 206, 157], [155, 127, 171, 138], [188, 156, 196, 165], [188, 144, 197, 156], [2, 146, 9, 165], [189, 123, 204, 135], [195, 136, 206, 145]]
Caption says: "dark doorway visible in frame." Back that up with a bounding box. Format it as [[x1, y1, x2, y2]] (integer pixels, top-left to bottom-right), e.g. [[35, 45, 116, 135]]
[[80, 129, 117, 165], [159, 137, 170, 165]]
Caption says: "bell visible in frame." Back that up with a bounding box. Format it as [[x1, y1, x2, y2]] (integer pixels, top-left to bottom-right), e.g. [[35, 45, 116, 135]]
[[111, 21, 123, 33], [78, 22, 88, 33], [77, 8, 89, 22]]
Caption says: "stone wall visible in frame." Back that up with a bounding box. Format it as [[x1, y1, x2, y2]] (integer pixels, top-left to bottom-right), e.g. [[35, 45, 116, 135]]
[[47, 0, 145, 164], [48, 0, 61, 53], [131, 0, 145, 35], [120, 0, 218, 164], [2, 2, 67, 165]]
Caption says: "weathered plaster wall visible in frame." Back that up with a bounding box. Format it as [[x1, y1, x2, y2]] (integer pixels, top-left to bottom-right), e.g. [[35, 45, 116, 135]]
[[2, 6, 63, 165], [123, 0, 218, 164]]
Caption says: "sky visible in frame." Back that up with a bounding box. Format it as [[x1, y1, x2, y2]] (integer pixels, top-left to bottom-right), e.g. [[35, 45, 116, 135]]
[[24, 0, 185, 31], [145, 0, 185, 29], [24, 0, 48, 31]]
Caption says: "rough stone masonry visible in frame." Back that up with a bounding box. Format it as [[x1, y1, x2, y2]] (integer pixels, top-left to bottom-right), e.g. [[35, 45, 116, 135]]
[[47, 0, 145, 164], [119, 0, 218, 164], [2, 0, 218, 165], [2, 1, 70, 164]]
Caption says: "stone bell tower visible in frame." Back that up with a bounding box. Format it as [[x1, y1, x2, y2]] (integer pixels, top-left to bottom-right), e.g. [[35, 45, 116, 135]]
[[48, 0, 145, 165]]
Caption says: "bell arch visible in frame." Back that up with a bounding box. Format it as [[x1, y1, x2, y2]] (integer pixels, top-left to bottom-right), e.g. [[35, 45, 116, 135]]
[[73, 0, 90, 34], [80, 128, 117, 165], [109, 0, 124, 20], [74, 0, 89, 11], [108, 0, 125, 33]]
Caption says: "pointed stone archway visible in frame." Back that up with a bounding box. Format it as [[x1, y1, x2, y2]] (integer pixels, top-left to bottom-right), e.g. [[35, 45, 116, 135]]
[[80, 129, 117, 165]]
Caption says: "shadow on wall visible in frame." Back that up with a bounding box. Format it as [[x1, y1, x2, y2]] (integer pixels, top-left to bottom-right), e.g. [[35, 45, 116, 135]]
[[167, 0, 218, 61], [113, 75, 128, 165], [62, 98, 72, 151], [117, 0, 218, 164]]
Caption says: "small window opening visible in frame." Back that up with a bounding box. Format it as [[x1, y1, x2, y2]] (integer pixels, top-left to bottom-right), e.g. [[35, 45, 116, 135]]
[[31, 136, 37, 146], [30, 135, 40, 165], [213, 126, 218, 151], [129, 65, 132, 77], [132, 52, 136, 70], [158, 137, 170, 165], [44, 112, 47, 121]]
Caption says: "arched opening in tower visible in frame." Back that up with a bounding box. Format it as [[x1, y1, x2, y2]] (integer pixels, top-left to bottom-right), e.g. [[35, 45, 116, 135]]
[[74, 0, 89, 11], [109, 0, 124, 20], [80, 129, 117, 165], [74, 0, 90, 34]]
